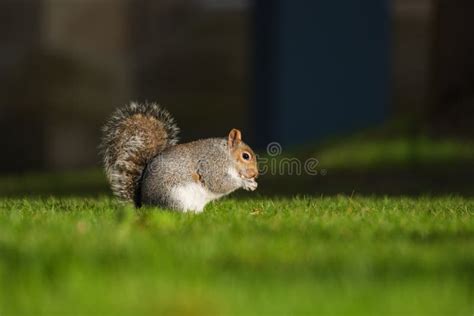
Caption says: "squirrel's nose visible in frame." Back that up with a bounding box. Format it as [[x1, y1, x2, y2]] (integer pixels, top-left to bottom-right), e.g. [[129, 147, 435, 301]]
[[247, 169, 258, 179]]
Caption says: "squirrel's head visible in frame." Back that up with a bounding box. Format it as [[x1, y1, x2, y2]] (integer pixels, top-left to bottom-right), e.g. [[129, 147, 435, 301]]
[[227, 128, 259, 180]]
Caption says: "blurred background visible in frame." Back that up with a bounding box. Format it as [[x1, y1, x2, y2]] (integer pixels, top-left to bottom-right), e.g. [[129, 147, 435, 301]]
[[1, 0, 473, 196]]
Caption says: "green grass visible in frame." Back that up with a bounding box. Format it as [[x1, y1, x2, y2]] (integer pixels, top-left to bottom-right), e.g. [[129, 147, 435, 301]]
[[0, 135, 473, 314], [315, 136, 474, 170], [0, 196, 473, 315]]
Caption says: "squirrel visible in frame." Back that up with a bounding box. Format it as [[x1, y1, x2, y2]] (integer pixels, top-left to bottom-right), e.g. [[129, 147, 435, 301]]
[[100, 102, 259, 212]]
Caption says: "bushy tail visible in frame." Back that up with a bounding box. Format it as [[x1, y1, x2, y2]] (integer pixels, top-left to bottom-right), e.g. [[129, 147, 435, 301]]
[[100, 102, 179, 202]]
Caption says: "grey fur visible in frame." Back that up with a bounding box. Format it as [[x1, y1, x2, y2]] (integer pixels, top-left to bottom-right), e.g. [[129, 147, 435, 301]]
[[100, 102, 179, 202], [140, 138, 242, 208], [101, 102, 258, 211]]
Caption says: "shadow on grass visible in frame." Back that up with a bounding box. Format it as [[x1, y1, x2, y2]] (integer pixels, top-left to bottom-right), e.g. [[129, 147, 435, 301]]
[[254, 164, 474, 197], [2, 135, 473, 198], [1, 163, 473, 199]]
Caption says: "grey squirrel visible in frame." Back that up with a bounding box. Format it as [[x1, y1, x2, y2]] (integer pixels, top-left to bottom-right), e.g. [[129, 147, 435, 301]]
[[100, 102, 259, 212]]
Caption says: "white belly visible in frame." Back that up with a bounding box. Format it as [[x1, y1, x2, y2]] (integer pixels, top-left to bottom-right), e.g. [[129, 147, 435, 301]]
[[170, 182, 224, 213]]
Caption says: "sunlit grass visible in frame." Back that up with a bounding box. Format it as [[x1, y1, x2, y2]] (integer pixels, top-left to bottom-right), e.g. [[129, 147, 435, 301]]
[[0, 196, 473, 315], [0, 134, 473, 314]]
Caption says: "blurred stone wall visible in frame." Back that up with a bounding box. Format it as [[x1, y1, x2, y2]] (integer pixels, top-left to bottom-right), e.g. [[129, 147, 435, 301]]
[[0, 0, 249, 173], [430, 0, 474, 136], [392, 0, 474, 137], [0, 1, 45, 171], [392, 0, 434, 116], [128, 0, 250, 142], [2, 0, 471, 173], [0, 0, 132, 172]]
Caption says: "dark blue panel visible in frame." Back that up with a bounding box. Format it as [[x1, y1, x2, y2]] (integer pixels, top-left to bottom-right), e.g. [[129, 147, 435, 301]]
[[254, 0, 391, 146]]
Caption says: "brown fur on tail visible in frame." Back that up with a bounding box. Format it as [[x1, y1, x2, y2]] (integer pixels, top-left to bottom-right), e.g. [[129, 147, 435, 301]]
[[100, 102, 179, 202]]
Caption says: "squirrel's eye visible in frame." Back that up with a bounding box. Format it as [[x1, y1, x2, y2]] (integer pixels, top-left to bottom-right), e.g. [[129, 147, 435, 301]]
[[242, 152, 251, 161]]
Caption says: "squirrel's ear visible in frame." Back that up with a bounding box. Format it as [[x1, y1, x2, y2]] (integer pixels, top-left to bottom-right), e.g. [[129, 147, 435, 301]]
[[228, 128, 242, 148]]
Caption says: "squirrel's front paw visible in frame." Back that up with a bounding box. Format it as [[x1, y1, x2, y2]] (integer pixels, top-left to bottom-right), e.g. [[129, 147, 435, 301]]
[[242, 178, 258, 191]]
